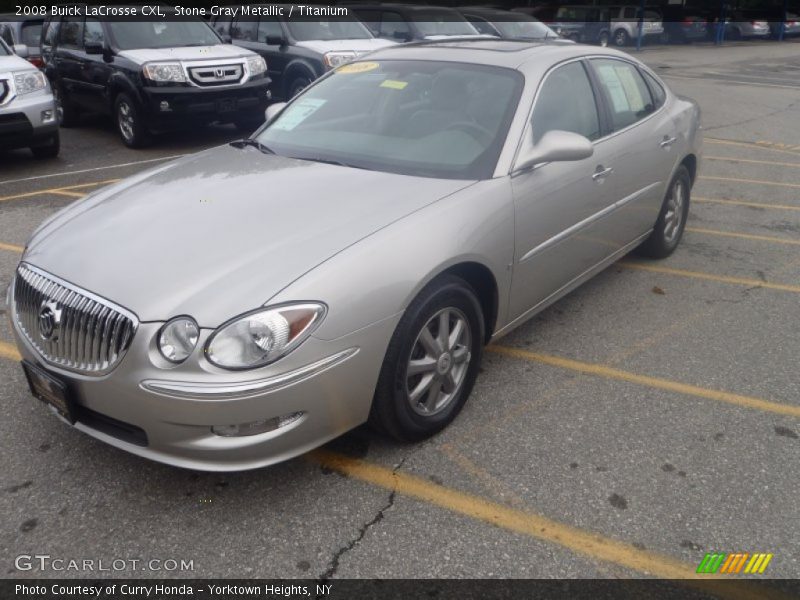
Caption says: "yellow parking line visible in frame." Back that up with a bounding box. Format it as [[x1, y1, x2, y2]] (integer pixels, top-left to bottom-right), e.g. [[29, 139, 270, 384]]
[[50, 190, 87, 198], [694, 196, 800, 212], [489, 346, 800, 418], [619, 261, 800, 294], [686, 227, 800, 247], [310, 451, 785, 599], [705, 156, 800, 168], [0, 178, 119, 203], [706, 138, 800, 156], [0, 241, 23, 253], [0, 341, 21, 361], [699, 175, 800, 189]]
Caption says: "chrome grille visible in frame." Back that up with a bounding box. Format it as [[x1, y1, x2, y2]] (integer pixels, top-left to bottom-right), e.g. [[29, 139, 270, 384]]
[[13, 263, 138, 375], [0, 80, 9, 105], [188, 63, 243, 86]]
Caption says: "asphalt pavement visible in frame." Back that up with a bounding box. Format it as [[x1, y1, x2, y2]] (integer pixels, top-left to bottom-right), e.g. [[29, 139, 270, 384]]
[[1, 41, 798, 587]]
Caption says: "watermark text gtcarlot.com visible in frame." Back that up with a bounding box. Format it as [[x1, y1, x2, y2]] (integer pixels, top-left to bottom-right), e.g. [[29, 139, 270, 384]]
[[14, 554, 195, 572]]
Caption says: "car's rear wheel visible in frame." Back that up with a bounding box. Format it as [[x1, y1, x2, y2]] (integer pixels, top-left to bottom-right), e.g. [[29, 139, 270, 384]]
[[115, 93, 151, 148], [369, 275, 484, 442], [53, 84, 79, 127], [30, 130, 60, 159], [637, 165, 691, 259], [287, 75, 312, 99], [613, 28, 630, 46]]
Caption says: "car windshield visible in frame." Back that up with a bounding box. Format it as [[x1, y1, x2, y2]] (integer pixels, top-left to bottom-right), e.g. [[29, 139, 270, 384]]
[[414, 12, 479, 36], [493, 17, 555, 39], [286, 19, 373, 41], [108, 21, 220, 50], [256, 60, 523, 180]]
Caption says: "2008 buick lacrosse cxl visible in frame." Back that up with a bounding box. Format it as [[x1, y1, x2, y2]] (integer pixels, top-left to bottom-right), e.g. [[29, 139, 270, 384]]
[[7, 39, 701, 470]]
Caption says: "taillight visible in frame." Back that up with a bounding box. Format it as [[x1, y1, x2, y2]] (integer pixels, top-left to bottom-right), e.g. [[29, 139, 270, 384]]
[[27, 56, 44, 68], [682, 17, 693, 24]]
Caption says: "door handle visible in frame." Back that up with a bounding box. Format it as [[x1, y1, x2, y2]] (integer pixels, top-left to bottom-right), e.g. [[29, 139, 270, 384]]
[[592, 166, 614, 181], [660, 136, 677, 148]]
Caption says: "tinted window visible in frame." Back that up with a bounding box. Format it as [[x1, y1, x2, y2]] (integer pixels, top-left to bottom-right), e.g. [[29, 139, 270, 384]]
[[257, 18, 283, 42], [20, 21, 43, 47], [231, 18, 258, 41], [42, 20, 59, 49], [466, 17, 499, 36], [84, 18, 104, 46], [592, 59, 655, 131], [59, 17, 83, 47], [0, 25, 13, 46], [108, 21, 220, 50], [0, 37, 10, 55], [352, 10, 379, 35], [531, 61, 600, 143], [642, 70, 666, 109], [256, 60, 523, 180], [379, 12, 411, 39], [213, 16, 231, 36]]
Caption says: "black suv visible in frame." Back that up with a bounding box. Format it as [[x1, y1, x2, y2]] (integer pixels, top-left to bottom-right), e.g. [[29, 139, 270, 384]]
[[211, 7, 395, 101], [41, 16, 272, 147]]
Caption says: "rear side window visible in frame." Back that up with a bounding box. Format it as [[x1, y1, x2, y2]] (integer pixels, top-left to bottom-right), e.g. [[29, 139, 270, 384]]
[[531, 61, 600, 143], [642, 70, 666, 109], [591, 58, 655, 131]]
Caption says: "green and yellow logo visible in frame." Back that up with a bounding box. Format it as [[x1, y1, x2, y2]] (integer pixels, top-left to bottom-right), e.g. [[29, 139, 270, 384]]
[[696, 552, 773, 575]]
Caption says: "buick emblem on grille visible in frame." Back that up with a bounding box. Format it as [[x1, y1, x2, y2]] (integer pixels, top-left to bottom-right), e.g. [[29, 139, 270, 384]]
[[214, 68, 225, 78], [39, 300, 62, 342]]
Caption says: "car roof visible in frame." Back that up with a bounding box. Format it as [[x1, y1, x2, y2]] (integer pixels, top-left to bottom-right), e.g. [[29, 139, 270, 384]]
[[363, 38, 632, 70]]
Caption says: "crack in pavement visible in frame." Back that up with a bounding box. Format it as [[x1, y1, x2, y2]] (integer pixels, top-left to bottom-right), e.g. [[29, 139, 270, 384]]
[[316, 456, 407, 585]]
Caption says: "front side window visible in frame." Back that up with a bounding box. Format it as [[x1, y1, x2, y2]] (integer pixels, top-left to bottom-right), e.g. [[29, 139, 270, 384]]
[[379, 12, 411, 39], [107, 21, 220, 50], [256, 60, 523, 180], [84, 18, 104, 46], [0, 37, 10, 55], [231, 18, 258, 42], [591, 58, 655, 131], [59, 17, 83, 48], [20, 21, 43, 47], [531, 61, 600, 144], [257, 17, 283, 42]]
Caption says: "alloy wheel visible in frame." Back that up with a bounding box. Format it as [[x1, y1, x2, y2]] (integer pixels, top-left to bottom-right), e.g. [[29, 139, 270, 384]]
[[118, 101, 135, 142], [663, 179, 685, 243], [405, 307, 472, 417]]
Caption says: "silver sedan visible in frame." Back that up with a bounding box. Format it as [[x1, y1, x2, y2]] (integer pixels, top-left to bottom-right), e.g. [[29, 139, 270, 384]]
[[7, 40, 701, 471]]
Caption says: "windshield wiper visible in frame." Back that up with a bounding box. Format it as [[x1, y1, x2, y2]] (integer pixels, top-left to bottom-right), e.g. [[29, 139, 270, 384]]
[[293, 156, 370, 170], [229, 139, 275, 154]]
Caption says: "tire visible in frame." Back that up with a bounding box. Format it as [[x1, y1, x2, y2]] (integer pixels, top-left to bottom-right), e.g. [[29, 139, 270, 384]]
[[613, 28, 630, 46], [114, 92, 151, 148], [30, 131, 60, 159], [369, 275, 484, 442], [287, 75, 312, 99], [636, 165, 691, 259], [52, 83, 79, 128], [598, 31, 610, 47]]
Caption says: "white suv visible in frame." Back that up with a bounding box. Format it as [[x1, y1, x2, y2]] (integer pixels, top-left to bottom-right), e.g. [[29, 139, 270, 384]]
[[609, 6, 665, 46]]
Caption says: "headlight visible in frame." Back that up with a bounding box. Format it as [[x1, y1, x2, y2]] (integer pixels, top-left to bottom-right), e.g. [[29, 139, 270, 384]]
[[205, 303, 326, 370], [158, 316, 200, 363], [324, 51, 357, 69], [247, 55, 267, 76], [143, 62, 186, 83], [14, 70, 47, 95]]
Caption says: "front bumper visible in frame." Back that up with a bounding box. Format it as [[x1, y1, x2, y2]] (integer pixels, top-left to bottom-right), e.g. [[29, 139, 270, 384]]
[[8, 277, 399, 471], [141, 77, 271, 129], [0, 89, 58, 150]]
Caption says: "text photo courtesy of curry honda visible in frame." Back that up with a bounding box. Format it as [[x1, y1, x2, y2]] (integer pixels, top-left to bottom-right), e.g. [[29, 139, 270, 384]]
[[1, 0, 799, 596]]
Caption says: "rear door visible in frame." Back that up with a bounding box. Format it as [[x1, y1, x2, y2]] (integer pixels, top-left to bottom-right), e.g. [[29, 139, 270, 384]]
[[78, 18, 112, 113], [509, 59, 619, 321], [54, 17, 85, 104], [586, 58, 678, 244]]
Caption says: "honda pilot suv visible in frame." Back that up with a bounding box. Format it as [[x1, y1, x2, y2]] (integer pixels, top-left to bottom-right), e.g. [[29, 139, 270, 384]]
[[41, 16, 271, 147], [0, 38, 59, 158]]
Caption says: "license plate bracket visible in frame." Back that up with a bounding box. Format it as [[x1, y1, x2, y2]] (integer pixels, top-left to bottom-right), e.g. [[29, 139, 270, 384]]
[[22, 360, 76, 424]]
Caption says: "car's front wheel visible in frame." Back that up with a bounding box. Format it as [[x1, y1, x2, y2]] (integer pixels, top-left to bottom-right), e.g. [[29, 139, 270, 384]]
[[637, 164, 691, 259], [53, 84, 79, 127], [114, 93, 151, 148], [613, 28, 630, 46], [370, 275, 484, 442]]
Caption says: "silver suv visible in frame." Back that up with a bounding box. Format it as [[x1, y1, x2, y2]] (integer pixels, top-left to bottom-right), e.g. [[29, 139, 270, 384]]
[[609, 5, 665, 46], [0, 38, 59, 158]]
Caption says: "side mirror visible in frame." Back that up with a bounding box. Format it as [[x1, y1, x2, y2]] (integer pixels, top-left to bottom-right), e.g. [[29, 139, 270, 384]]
[[12, 44, 29, 58], [265, 35, 286, 46], [515, 130, 593, 172], [264, 102, 287, 123], [84, 41, 103, 55]]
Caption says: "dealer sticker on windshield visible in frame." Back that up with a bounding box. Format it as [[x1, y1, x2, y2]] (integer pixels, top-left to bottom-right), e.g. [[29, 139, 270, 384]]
[[272, 98, 327, 131], [337, 61, 380, 74]]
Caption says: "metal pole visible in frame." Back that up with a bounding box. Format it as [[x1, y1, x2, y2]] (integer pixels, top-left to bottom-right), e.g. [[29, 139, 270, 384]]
[[636, 0, 645, 51], [779, 0, 788, 41]]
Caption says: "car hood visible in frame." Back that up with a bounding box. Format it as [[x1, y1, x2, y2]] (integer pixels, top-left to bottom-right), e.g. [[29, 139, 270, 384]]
[[117, 44, 255, 64], [294, 38, 397, 55], [0, 52, 37, 71], [23, 145, 473, 326]]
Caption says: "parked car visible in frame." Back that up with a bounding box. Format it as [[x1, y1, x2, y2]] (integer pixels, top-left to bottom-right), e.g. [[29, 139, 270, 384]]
[[457, 6, 558, 40], [7, 39, 701, 470], [40, 16, 271, 147], [660, 5, 708, 44], [546, 5, 612, 46], [770, 12, 800, 38], [608, 5, 665, 46], [0, 37, 59, 158], [723, 11, 771, 40], [0, 15, 45, 68], [345, 4, 482, 41], [211, 8, 396, 101]]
